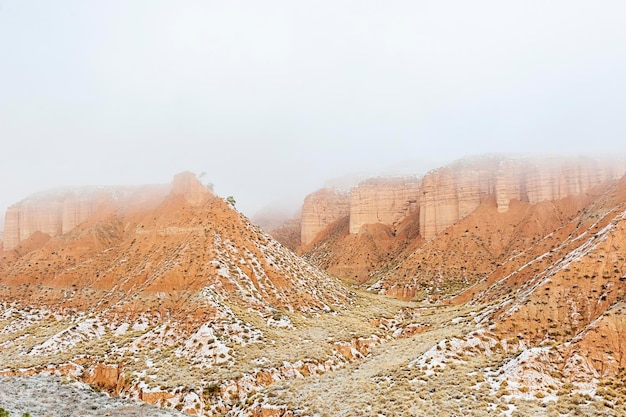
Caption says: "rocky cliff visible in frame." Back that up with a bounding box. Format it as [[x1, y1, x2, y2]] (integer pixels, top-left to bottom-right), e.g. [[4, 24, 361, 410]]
[[300, 188, 349, 246], [301, 155, 625, 246], [419, 156, 500, 239], [2, 184, 170, 251], [495, 156, 624, 212], [171, 171, 213, 205], [418, 155, 624, 239], [349, 177, 421, 235], [298, 154, 626, 288]]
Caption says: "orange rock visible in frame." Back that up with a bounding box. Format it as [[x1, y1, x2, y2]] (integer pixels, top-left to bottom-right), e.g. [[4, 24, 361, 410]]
[[333, 342, 354, 360], [139, 389, 175, 406], [255, 371, 275, 386], [301, 188, 349, 246], [3, 184, 169, 251], [84, 364, 123, 393]]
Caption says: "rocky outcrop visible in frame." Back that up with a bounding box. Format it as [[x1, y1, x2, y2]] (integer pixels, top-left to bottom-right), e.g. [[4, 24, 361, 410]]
[[300, 188, 349, 246], [2, 185, 170, 251], [495, 156, 624, 212], [421, 155, 625, 239], [85, 364, 125, 393], [349, 177, 421, 235], [301, 155, 626, 245], [1, 173, 351, 313], [419, 156, 501, 239]]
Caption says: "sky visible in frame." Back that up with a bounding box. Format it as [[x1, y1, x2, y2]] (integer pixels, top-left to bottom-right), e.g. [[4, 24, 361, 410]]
[[1, 0, 626, 228]]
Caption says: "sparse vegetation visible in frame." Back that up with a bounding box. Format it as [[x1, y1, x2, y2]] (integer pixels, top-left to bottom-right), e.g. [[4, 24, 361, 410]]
[[1, 157, 626, 416]]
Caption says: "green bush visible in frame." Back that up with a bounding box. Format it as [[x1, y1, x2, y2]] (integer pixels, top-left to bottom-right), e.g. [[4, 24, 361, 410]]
[[0, 408, 32, 417]]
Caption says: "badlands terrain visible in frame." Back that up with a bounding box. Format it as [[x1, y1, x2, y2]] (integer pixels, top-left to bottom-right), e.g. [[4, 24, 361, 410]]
[[1, 154, 626, 416]]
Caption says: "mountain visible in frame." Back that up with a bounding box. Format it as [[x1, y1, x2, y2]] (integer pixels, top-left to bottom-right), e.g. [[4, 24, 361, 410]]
[[263, 153, 626, 415], [2, 184, 170, 251], [298, 155, 625, 293], [0, 172, 353, 415], [2, 156, 626, 416]]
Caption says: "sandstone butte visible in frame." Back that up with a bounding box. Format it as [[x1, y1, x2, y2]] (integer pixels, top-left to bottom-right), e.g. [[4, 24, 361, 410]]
[[1, 155, 626, 416], [294, 154, 626, 286]]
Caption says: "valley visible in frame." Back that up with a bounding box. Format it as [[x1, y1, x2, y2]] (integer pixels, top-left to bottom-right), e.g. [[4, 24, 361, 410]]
[[1, 155, 625, 416]]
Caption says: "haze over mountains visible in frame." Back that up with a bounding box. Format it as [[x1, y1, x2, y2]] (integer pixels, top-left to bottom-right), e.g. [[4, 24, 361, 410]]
[[2, 1, 626, 415], [1, 153, 625, 416], [3, 1, 626, 235]]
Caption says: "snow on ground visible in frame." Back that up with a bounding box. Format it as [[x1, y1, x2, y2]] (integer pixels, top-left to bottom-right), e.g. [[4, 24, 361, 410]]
[[28, 318, 106, 356]]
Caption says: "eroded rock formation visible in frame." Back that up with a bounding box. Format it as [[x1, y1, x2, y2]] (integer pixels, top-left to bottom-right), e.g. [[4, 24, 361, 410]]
[[349, 177, 421, 235], [419, 156, 500, 239], [2, 184, 170, 251], [301, 155, 626, 245], [300, 188, 349, 246], [298, 154, 626, 287], [495, 156, 624, 212]]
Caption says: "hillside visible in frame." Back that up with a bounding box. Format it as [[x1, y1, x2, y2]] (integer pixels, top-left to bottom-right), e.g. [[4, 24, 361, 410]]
[[1, 157, 626, 416], [299, 155, 625, 294], [0, 172, 358, 415], [265, 154, 626, 415]]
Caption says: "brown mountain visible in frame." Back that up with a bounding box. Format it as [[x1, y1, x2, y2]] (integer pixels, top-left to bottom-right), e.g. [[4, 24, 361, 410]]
[[298, 155, 625, 295], [273, 153, 626, 413], [2, 156, 626, 416], [0, 172, 353, 415], [0, 172, 349, 314]]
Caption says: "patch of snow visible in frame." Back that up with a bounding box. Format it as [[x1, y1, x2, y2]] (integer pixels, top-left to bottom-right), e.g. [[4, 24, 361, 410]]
[[114, 322, 130, 335], [253, 357, 269, 366], [28, 318, 106, 356], [132, 318, 150, 332], [267, 316, 293, 329]]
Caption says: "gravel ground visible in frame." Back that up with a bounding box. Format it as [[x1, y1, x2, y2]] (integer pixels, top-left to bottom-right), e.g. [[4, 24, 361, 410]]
[[0, 376, 187, 417]]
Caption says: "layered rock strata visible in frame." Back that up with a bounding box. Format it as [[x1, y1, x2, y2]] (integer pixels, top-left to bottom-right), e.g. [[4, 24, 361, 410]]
[[171, 171, 213, 205], [419, 156, 501, 239], [300, 188, 349, 246], [349, 177, 421, 235], [495, 156, 623, 212], [301, 155, 626, 244], [3, 184, 170, 251]]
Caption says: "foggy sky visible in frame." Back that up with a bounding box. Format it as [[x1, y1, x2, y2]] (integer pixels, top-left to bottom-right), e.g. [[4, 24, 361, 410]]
[[2, 1, 626, 229]]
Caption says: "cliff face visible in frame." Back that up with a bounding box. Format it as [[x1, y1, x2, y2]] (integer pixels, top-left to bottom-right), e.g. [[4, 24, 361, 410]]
[[300, 154, 625, 287], [2, 185, 170, 251], [349, 177, 421, 235], [300, 188, 349, 246], [4, 200, 61, 250], [418, 155, 625, 239], [419, 157, 500, 239], [496, 156, 624, 212], [301, 155, 626, 245]]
